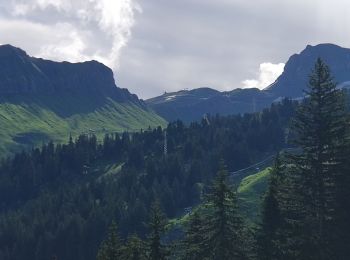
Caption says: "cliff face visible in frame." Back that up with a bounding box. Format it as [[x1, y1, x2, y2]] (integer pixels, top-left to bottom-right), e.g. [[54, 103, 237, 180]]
[[0, 44, 138, 102]]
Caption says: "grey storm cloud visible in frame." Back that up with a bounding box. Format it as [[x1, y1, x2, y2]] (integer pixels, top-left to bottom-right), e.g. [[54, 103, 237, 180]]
[[0, 0, 139, 67], [1, 0, 350, 98]]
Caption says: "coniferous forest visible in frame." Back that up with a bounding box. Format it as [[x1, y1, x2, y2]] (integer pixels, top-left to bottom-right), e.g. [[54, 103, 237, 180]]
[[1, 60, 350, 259]]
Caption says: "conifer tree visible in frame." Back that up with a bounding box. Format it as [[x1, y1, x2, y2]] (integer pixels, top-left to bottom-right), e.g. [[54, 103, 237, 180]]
[[201, 160, 246, 260], [147, 201, 168, 260], [122, 234, 146, 260], [257, 157, 283, 260], [338, 142, 350, 258], [334, 94, 350, 258], [97, 222, 123, 260], [182, 210, 205, 260], [277, 58, 350, 259]]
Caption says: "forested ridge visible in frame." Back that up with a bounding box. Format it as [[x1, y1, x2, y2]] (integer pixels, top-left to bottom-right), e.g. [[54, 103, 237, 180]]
[[0, 95, 295, 259], [1, 60, 349, 259]]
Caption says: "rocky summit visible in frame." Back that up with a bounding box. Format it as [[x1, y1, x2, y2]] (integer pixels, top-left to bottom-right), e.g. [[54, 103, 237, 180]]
[[0, 44, 138, 102], [266, 43, 350, 97]]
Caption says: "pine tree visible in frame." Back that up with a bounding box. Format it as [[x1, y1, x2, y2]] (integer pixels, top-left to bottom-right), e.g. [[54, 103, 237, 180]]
[[201, 160, 246, 260], [278, 58, 349, 259], [147, 201, 168, 260], [337, 142, 350, 258], [97, 222, 123, 260], [257, 157, 283, 260], [182, 210, 205, 260], [122, 234, 146, 260], [335, 95, 350, 258]]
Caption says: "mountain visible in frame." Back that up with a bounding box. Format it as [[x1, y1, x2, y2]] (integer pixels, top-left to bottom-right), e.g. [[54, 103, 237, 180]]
[[146, 87, 274, 122], [266, 43, 350, 97], [0, 44, 139, 99], [0, 44, 166, 155], [147, 43, 350, 122]]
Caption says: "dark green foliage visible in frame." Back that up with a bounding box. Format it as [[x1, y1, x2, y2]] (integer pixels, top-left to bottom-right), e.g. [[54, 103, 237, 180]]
[[0, 99, 297, 259], [338, 145, 350, 258], [97, 222, 123, 260], [288, 58, 349, 259], [122, 234, 147, 260], [257, 157, 283, 260], [259, 59, 350, 260], [181, 211, 206, 260], [194, 161, 247, 260], [147, 201, 168, 260]]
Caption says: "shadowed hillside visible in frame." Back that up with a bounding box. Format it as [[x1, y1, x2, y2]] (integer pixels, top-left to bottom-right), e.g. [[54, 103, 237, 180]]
[[0, 45, 166, 155]]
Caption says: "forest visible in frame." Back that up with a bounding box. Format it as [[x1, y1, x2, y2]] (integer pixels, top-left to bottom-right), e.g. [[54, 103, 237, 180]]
[[1, 59, 349, 259]]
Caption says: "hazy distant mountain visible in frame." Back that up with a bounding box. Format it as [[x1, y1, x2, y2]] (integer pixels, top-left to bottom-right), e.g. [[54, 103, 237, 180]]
[[146, 87, 274, 123], [0, 44, 166, 155], [147, 43, 350, 122]]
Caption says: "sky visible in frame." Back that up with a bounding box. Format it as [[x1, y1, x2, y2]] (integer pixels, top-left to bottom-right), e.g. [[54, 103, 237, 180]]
[[1, 0, 350, 99]]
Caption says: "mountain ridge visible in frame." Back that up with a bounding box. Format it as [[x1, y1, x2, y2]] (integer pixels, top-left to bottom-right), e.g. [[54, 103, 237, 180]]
[[147, 87, 274, 122], [265, 43, 350, 97], [0, 44, 166, 155], [0, 44, 140, 103], [147, 43, 350, 122]]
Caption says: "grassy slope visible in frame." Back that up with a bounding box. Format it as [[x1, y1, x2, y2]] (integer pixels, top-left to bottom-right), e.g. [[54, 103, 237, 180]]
[[169, 167, 272, 228], [237, 167, 271, 222], [0, 95, 166, 156]]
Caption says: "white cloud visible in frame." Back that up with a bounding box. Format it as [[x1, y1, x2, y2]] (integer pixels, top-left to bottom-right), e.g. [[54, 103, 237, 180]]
[[242, 62, 285, 89], [1, 0, 140, 69], [37, 23, 87, 62], [2, 0, 350, 98]]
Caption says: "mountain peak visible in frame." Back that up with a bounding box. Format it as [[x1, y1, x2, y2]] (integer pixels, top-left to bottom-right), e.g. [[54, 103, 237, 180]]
[[301, 43, 350, 57], [266, 43, 350, 97], [305, 43, 344, 49], [0, 44, 139, 102], [0, 44, 27, 58]]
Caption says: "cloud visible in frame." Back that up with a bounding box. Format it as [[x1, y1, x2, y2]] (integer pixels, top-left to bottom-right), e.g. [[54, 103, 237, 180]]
[[116, 0, 350, 98], [2, 0, 350, 99], [0, 0, 140, 69], [242, 63, 285, 89]]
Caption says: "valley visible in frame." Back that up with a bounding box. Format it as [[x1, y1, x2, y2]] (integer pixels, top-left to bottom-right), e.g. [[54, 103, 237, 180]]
[[0, 43, 350, 259]]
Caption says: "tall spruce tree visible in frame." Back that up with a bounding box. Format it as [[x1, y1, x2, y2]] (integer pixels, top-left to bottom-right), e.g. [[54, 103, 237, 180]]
[[182, 210, 206, 260], [276, 58, 349, 259], [147, 201, 168, 260], [122, 234, 147, 260], [334, 95, 350, 258], [97, 222, 123, 260], [201, 160, 246, 260], [257, 156, 283, 260], [339, 146, 350, 259]]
